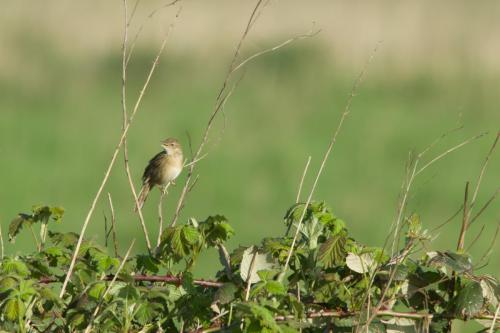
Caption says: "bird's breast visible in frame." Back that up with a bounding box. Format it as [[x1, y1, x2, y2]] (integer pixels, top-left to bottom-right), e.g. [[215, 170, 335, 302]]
[[160, 155, 183, 184]]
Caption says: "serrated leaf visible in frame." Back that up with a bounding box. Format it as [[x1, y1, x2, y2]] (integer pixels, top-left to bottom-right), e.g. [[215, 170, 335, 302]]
[[201, 215, 234, 246], [214, 283, 237, 304], [346, 252, 377, 274], [88, 282, 106, 300], [240, 247, 275, 284], [118, 284, 140, 301], [182, 225, 200, 245], [454, 281, 483, 318], [8, 214, 31, 242], [48, 231, 79, 248], [135, 302, 160, 325], [318, 233, 347, 268], [3, 298, 24, 322], [136, 254, 160, 274], [265, 281, 286, 295], [1, 257, 30, 277]]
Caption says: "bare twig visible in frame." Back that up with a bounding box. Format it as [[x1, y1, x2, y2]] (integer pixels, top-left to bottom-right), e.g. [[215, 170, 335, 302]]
[[84, 240, 135, 333], [465, 224, 486, 252], [107, 193, 119, 257], [279, 42, 380, 281], [231, 28, 320, 74], [126, 0, 180, 66], [59, 5, 176, 299], [415, 132, 487, 177], [170, 0, 317, 226], [479, 222, 500, 264], [457, 182, 470, 251], [465, 131, 499, 224], [469, 188, 499, 225], [389, 132, 486, 256], [296, 156, 311, 203], [0, 221, 4, 259], [489, 303, 500, 333], [121, 0, 152, 251], [157, 183, 170, 247], [430, 204, 463, 233]]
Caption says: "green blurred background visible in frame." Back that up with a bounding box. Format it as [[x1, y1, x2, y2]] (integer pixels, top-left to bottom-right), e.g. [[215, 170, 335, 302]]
[[0, 1, 499, 331]]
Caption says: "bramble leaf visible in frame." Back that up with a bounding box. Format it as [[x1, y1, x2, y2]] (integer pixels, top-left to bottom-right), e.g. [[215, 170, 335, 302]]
[[454, 281, 483, 318], [318, 232, 347, 268]]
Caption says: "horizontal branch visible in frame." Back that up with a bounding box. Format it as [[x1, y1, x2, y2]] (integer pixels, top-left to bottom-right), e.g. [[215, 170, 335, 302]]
[[40, 274, 223, 288], [191, 309, 500, 333]]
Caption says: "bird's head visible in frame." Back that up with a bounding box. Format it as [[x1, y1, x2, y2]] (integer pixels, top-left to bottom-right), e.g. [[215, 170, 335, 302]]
[[161, 138, 182, 156]]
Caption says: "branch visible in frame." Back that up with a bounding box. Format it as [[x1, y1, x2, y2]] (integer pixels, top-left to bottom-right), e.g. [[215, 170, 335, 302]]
[[170, 0, 318, 226], [41, 274, 224, 288], [84, 240, 135, 333], [279, 42, 381, 281], [107, 193, 119, 257], [296, 156, 311, 203], [58, 4, 177, 299]]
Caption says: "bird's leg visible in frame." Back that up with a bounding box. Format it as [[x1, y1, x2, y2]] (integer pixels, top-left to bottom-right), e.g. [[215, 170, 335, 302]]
[[160, 182, 170, 195]]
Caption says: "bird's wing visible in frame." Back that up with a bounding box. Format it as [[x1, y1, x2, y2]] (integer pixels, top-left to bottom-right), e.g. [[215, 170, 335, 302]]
[[142, 151, 166, 185]]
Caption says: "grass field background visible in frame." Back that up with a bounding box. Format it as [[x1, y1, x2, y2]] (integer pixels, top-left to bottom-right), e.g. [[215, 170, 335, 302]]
[[0, 1, 499, 331]]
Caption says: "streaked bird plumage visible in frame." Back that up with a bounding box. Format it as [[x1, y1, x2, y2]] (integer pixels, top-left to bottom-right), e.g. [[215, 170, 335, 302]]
[[136, 138, 183, 210]]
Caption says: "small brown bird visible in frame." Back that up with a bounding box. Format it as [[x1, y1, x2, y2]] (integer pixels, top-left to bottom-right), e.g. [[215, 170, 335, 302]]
[[136, 138, 183, 210]]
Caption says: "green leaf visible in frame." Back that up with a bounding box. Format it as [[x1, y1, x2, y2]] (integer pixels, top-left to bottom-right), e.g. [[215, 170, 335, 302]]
[[214, 283, 237, 304], [318, 232, 347, 268], [136, 254, 160, 274], [48, 231, 79, 248], [3, 298, 25, 322], [95, 254, 119, 272], [88, 282, 106, 300], [201, 215, 235, 246], [454, 281, 483, 318], [8, 214, 32, 242], [118, 284, 140, 301], [182, 225, 201, 245], [265, 281, 286, 296], [50, 206, 65, 222], [135, 301, 160, 325], [1, 257, 30, 277]]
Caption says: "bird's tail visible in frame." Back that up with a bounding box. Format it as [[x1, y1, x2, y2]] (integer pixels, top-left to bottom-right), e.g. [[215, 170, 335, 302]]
[[135, 184, 150, 212]]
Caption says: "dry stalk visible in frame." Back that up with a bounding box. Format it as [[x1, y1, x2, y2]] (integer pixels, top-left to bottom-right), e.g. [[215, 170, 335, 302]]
[[84, 240, 135, 333], [59, 4, 177, 298], [107, 193, 119, 257], [126, 0, 180, 66], [121, 0, 152, 251], [464, 131, 499, 224], [368, 132, 488, 330], [171, 0, 267, 226], [388, 132, 486, 256], [469, 187, 499, 225], [279, 42, 381, 281], [296, 156, 312, 203], [170, 0, 317, 226], [157, 183, 170, 247], [457, 182, 470, 251], [489, 302, 500, 333], [0, 221, 4, 259]]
